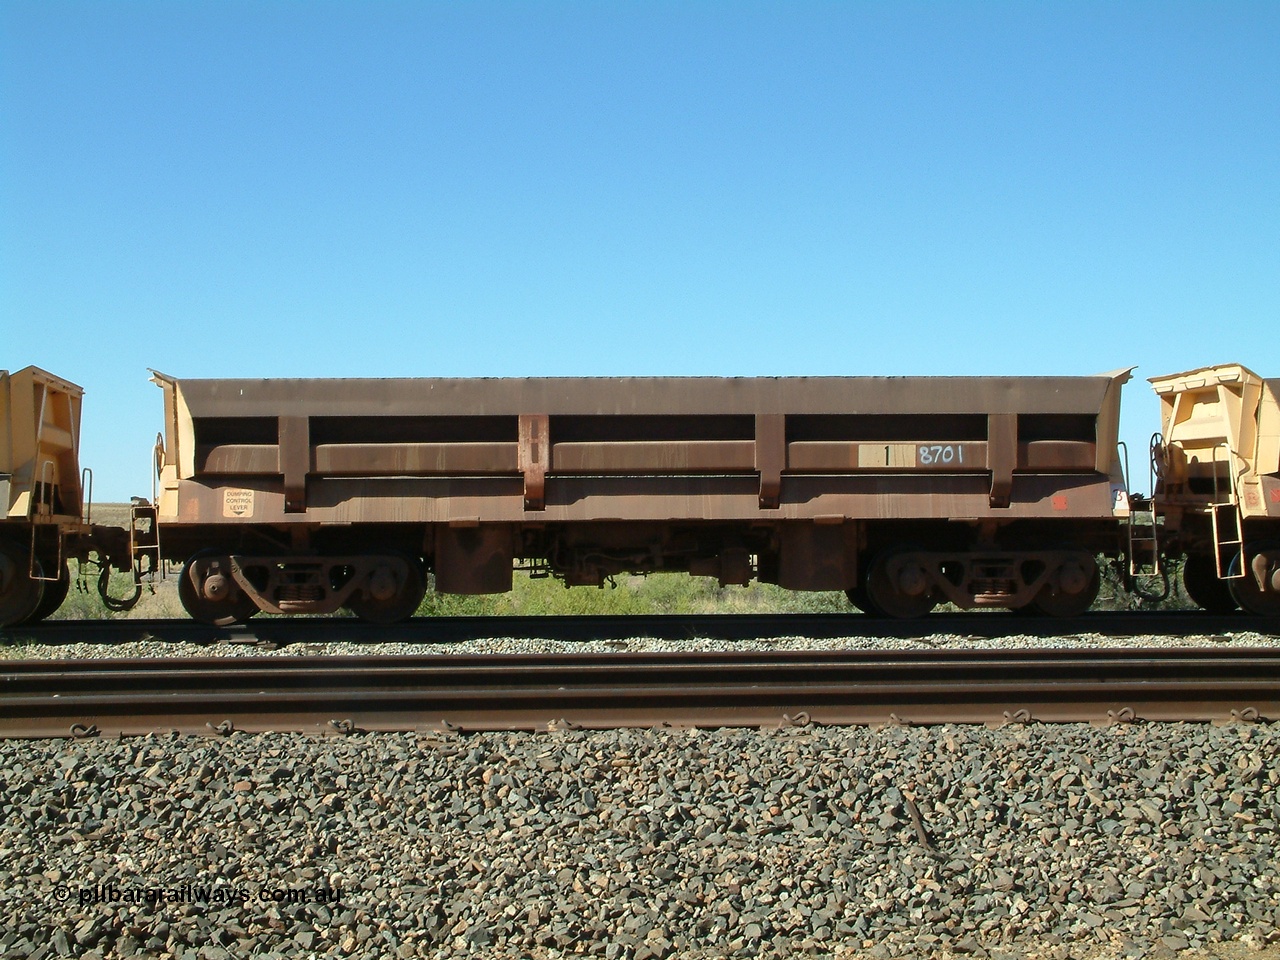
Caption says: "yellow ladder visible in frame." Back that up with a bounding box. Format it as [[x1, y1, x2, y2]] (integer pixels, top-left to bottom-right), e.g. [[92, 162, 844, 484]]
[[1209, 442, 1244, 580], [129, 499, 162, 580], [1211, 502, 1244, 579], [1120, 438, 1161, 577], [1127, 501, 1160, 576]]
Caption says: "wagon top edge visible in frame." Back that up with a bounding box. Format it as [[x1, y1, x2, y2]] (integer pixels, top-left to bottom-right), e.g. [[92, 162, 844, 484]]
[[151, 370, 1133, 387], [153, 369, 1134, 418], [1147, 362, 1264, 390], [1, 366, 85, 396]]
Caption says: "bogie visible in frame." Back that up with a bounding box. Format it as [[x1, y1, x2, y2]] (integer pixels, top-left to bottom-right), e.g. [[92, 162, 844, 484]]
[[178, 551, 259, 626], [1228, 543, 1280, 617], [0, 540, 45, 628], [22, 561, 71, 624], [1181, 554, 1238, 613]]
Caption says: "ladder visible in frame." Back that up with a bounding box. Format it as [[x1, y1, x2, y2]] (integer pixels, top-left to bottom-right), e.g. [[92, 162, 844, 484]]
[[28, 460, 62, 581], [1120, 439, 1161, 577], [129, 499, 162, 581], [1211, 502, 1244, 579], [1210, 442, 1244, 579], [1127, 500, 1160, 576]]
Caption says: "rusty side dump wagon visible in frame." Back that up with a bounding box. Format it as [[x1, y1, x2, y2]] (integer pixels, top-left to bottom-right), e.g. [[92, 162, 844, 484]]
[[150, 370, 1133, 623], [1150, 363, 1280, 615]]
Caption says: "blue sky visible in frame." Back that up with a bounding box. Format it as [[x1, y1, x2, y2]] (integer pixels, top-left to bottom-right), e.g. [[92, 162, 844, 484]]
[[3, 1, 1277, 500]]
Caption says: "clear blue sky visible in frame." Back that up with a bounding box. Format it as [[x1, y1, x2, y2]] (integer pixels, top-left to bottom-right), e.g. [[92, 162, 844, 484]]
[[3, 1, 1277, 500]]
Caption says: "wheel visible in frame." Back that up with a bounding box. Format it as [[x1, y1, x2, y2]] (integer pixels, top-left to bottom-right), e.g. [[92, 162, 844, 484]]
[[1181, 554, 1238, 613], [347, 555, 425, 624], [0, 540, 44, 628], [1228, 542, 1280, 617], [19, 561, 71, 624], [844, 583, 880, 615], [1029, 554, 1100, 617], [864, 549, 936, 619], [178, 550, 259, 626]]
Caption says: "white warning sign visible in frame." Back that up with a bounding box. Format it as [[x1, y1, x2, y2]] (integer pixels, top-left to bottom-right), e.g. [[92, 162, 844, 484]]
[[223, 488, 255, 518]]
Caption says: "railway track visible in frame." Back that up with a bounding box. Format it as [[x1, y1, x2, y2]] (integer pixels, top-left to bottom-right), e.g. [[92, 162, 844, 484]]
[[3, 610, 1277, 647], [2, 648, 1277, 737]]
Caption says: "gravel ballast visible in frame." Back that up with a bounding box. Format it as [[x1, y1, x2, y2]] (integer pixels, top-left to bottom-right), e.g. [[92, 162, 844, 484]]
[[1, 719, 1277, 959], [4, 629, 1280, 661], [3, 627, 1278, 958]]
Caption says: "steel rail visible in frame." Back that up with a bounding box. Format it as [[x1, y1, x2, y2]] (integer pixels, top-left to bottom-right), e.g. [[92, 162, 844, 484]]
[[2, 610, 1277, 648], [1, 649, 1277, 737]]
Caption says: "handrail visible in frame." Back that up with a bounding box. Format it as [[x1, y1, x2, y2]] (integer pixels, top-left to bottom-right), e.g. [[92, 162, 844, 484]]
[[29, 460, 61, 581], [1210, 441, 1240, 505], [81, 467, 93, 525], [35, 459, 55, 517]]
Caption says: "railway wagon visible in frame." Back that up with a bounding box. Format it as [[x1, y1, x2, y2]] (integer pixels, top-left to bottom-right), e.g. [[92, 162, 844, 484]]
[[0, 367, 131, 626], [1151, 363, 1280, 615], [151, 370, 1133, 624]]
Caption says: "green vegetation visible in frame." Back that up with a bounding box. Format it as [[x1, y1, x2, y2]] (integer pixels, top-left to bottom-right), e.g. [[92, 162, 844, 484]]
[[416, 573, 852, 617], [46, 567, 185, 620], [419, 554, 1202, 617], [1096, 555, 1198, 612]]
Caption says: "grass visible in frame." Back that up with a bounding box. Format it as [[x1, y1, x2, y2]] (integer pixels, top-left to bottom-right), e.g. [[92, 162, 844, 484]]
[[50, 569, 185, 620], [416, 573, 852, 617]]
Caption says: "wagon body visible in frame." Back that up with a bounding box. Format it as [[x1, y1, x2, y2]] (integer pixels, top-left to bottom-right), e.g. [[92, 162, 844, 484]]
[[1151, 363, 1280, 522], [1, 366, 86, 524], [153, 370, 1131, 621], [0, 367, 89, 624], [1150, 363, 1280, 614]]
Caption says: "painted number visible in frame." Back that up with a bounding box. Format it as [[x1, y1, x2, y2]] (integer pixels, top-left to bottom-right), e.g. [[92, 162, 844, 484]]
[[917, 444, 964, 466]]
